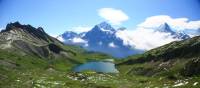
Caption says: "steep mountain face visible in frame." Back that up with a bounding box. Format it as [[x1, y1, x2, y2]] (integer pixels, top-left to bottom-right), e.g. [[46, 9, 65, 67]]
[[156, 23, 190, 39], [82, 22, 141, 58], [0, 22, 70, 59], [117, 36, 200, 77], [59, 22, 143, 58]]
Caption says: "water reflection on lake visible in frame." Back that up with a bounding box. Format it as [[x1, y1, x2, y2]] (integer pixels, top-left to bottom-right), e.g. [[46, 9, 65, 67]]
[[73, 61, 119, 73]]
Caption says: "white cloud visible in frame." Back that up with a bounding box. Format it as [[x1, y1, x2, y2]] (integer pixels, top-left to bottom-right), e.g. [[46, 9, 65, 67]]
[[71, 37, 87, 43], [121, 15, 200, 50], [67, 26, 92, 33], [116, 15, 199, 50], [187, 21, 200, 30], [116, 28, 179, 50], [131, 28, 179, 50], [116, 30, 135, 48], [108, 42, 117, 48], [138, 15, 200, 30], [98, 8, 129, 25], [71, 37, 88, 47]]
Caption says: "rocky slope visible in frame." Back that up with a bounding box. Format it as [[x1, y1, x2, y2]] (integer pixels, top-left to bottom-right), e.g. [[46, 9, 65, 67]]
[[0, 22, 68, 59]]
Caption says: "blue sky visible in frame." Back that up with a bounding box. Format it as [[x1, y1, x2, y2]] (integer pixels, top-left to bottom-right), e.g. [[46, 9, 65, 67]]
[[0, 0, 200, 36]]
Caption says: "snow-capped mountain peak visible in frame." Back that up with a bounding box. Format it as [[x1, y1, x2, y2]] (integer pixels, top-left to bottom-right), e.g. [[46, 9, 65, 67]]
[[57, 31, 79, 42], [156, 23, 190, 39], [58, 22, 143, 58], [157, 23, 175, 33], [60, 31, 78, 39], [97, 21, 115, 32]]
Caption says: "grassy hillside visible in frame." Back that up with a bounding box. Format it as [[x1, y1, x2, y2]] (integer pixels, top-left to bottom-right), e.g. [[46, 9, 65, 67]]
[[0, 46, 114, 88], [117, 36, 200, 78]]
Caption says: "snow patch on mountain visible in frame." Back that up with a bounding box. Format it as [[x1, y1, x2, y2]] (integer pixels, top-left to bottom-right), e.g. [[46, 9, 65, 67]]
[[108, 42, 117, 48], [100, 28, 114, 34]]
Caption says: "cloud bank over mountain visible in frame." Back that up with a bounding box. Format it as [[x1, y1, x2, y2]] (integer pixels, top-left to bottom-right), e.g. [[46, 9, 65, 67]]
[[117, 27, 179, 50], [121, 15, 200, 50], [138, 15, 200, 31], [57, 15, 199, 57], [98, 8, 129, 25]]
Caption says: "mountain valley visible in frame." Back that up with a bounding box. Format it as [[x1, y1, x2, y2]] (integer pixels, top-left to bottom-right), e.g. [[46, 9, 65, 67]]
[[0, 22, 200, 88]]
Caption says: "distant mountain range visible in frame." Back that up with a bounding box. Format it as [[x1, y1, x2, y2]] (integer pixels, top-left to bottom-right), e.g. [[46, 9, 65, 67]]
[[58, 22, 193, 58]]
